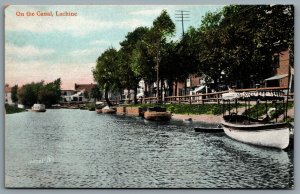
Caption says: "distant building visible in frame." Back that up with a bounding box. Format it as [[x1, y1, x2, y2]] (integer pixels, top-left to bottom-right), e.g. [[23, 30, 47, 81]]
[[60, 83, 97, 103], [74, 83, 96, 94], [264, 49, 292, 89], [174, 75, 207, 96], [5, 84, 13, 104], [61, 89, 76, 102]]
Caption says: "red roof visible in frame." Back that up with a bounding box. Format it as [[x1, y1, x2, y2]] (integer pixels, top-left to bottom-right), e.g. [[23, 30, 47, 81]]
[[5, 85, 12, 93], [74, 83, 96, 93]]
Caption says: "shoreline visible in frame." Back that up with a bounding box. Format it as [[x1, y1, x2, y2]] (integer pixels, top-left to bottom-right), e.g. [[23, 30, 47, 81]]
[[171, 113, 223, 124]]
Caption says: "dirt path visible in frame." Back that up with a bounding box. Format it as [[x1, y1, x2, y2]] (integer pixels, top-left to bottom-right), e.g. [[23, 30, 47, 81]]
[[171, 113, 223, 123]]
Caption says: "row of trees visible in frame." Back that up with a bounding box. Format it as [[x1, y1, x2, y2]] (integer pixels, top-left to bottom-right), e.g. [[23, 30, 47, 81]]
[[12, 78, 62, 107], [187, 5, 294, 89], [93, 5, 294, 105]]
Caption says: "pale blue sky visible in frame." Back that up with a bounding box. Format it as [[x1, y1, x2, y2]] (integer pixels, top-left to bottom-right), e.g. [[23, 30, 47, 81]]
[[5, 5, 223, 89]]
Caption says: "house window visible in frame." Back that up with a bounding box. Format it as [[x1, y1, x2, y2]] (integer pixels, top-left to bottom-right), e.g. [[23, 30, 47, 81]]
[[273, 54, 280, 68]]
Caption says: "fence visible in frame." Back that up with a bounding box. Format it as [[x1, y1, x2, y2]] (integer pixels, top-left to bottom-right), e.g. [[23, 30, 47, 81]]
[[92, 86, 292, 105], [140, 86, 292, 105]]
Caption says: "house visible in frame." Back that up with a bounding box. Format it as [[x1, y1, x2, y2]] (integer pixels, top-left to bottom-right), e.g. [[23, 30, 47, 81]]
[[74, 83, 96, 94], [174, 75, 207, 96], [60, 83, 97, 103], [61, 89, 76, 102], [264, 49, 292, 90], [5, 84, 13, 104]]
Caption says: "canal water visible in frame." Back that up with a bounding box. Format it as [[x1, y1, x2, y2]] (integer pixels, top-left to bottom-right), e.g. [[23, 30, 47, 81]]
[[5, 109, 293, 188]]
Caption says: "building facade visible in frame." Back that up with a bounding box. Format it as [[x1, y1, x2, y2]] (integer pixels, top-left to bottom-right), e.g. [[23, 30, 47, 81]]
[[61, 83, 97, 103], [265, 49, 291, 88], [5, 84, 13, 104]]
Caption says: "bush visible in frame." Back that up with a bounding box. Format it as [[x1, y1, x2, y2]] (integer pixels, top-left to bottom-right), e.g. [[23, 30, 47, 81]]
[[125, 103, 225, 115], [242, 101, 294, 120], [5, 104, 25, 114]]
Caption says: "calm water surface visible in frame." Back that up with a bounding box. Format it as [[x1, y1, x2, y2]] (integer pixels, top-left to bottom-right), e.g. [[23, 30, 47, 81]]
[[5, 109, 293, 188]]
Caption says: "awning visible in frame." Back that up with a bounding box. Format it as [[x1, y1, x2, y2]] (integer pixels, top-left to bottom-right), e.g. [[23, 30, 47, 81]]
[[193, 86, 205, 93], [264, 74, 288, 81]]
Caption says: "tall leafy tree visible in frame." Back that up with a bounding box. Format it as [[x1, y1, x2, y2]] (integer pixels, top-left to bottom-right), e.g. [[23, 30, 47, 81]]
[[11, 85, 18, 103], [144, 10, 175, 101], [38, 78, 61, 107], [193, 5, 294, 90], [90, 85, 103, 101], [18, 79, 61, 107], [119, 27, 151, 103], [93, 48, 120, 106]]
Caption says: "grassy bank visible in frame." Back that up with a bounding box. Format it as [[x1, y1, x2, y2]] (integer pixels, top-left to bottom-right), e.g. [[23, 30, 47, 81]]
[[242, 101, 294, 120], [126, 103, 226, 115], [5, 104, 25, 114], [125, 102, 294, 117]]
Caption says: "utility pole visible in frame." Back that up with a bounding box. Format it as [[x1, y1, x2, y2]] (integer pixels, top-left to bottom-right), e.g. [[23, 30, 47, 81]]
[[175, 10, 190, 37], [175, 10, 190, 95]]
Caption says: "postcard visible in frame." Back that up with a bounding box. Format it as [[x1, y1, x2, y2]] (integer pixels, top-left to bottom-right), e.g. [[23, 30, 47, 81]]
[[5, 5, 294, 189]]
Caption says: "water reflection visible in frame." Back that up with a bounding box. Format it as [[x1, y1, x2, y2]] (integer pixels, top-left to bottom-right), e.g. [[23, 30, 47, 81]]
[[5, 109, 293, 188]]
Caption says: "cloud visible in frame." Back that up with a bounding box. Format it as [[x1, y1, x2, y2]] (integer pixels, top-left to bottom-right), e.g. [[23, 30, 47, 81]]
[[5, 44, 55, 57], [89, 40, 111, 46], [129, 8, 163, 16], [68, 47, 104, 57]]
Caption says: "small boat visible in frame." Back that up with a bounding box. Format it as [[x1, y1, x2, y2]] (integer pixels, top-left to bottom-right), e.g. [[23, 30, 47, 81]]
[[222, 114, 289, 149], [88, 107, 95, 111], [31, 104, 46, 112], [194, 125, 223, 133], [221, 91, 290, 150], [101, 106, 116, 114], [96, 108, 102, 114], [183, 118, 193, 123], [51, 104, 61, 109], [143, 107, 171, 121]]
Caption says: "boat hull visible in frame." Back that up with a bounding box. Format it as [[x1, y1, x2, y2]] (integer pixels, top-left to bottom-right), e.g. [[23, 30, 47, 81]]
[[96, 108, 102, 114], [31, 104, 46, 112], [222, 123, 290, 149], [194, 127, 223, 133], [144, 111, 171, 121], [102, 108, 116, 114], [31, 109, 46, 112]]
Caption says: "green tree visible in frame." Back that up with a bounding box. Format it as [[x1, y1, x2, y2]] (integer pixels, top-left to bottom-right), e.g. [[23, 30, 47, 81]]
[[18, 81, 44, 107], [90, 85, 103, 101], [18, 79, 61, 107], [119, 26, 152, 103], [38, 78, 61, 107], [193, 5, 293, 90], [144, 10, 175, 101], [93, 48, 120, 106], [197, 11, 228, 90], [83, 90, 89, 100], [11, 85, 18, 103]]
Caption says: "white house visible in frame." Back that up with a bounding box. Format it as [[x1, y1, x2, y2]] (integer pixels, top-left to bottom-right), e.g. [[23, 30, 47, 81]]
[[5, 85, 13, 104]]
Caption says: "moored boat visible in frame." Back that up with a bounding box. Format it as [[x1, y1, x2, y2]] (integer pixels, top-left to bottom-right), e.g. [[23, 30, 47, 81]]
[[221, 90, 291, 150], [194, 125, 223, 133], [101, 106, 116, 114], [222, 114, 289, 149], [31, 104, 46, 112], [96, 108, 102, 114], [143, 107, 171, 121]]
